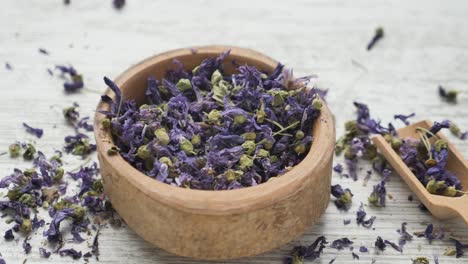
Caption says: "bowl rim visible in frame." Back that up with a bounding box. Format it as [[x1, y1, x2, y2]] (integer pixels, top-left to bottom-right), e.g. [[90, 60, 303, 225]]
[[94, 45, 335, 215]]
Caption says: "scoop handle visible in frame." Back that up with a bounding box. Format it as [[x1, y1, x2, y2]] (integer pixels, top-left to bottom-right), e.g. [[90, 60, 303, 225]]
[[453, 196, 468, 225]]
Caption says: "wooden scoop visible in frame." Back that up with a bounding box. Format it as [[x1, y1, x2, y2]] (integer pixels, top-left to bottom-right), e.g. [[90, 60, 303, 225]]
[[372, 120, 468, 224]]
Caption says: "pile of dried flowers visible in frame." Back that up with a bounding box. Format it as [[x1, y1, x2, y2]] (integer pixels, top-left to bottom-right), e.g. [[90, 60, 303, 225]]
[[100, 51, 325, 190]]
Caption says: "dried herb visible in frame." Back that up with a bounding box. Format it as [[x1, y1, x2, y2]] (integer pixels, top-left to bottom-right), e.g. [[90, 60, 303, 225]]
[[283, 236, 327, 264], [5, 62, 12, 70], [412, 257, 429, 264], [359, 246, 368, 253], [330, 237, 353, 250], [397, 222, 413, 249], [59, 248, 82, 259], [352, 252, 360, 260], [438, 86, 458, 103], [367, 27, 384, 50], [38, 48, 49, 55], [56, 65, 84, 92], [330, 184, 353, 210], [356, 203, 376, 228], [113, 0, 125, 9], [22, 123, 44, 138], [101, 52, 323, 190]]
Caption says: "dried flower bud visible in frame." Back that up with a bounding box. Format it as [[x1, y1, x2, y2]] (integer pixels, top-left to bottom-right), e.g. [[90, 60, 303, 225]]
[[294, 144, 306, 154], [295, 130, 305, 140], [284, 104, 291, 111], [176, 78, 192, 92], [7, 189, 20, 201], [425, 159, 437, 167], [263, 140, 273, 150], [136, 145, 151, 160], [191, 134, 201, 145], [426, 179, 445, 194], [270, 155, 278, 163], [234, 115, 246, 125], [159, 157, 173, 167], [257, 149, 270, 158], [449, 123, 461, 136], [433, 139, 447, 152], [9, 143, 21, 158], [179, 137, 194, 154], [211, 70, 223, 85], [412, 257, 429, 264], [107, 146, 120, 156], [241, 132, 256, 141], [391, 138, 403, 150], [224, 169, 243, 182], [154, 128, 170, 145], [312, 98, 323, 109], [19, 218, 32, 234], [242, 141, 256, 155], [23, 144, 36, 160], [344, 145, 355, 160], [207, 109, 222, 122], [101, 118, 111, 129], [72, 205, 86, 220], [239, 155, 253, 170], [54, 167, 64, 181], [19, 193, 34, 206], [444, 248, 457, 256], [442, 186, 457, 197]]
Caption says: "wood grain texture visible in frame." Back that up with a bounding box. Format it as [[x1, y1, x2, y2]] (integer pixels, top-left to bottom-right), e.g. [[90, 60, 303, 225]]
[[0, 0, 467, 263]]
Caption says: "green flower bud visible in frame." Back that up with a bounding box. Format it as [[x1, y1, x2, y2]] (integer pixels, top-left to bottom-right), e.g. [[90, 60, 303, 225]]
[[72, 205, 86, 220], [434, 139, 448, 152], [8, 143, 21, 158], [101, 118, 111, 129], [383, 134, 392, 143], [312, 98, 323, 109], [241, 132, 256, 141], [42, 201, 49, 209], [159, 157, 173, 167], [284, 104, 291, 111], [7, 189, 20, 201], [136, 145, 151, 160], [340, 191, 353, 206], [426, 179, 445, 194], [23, 169, 35, 177], [364, 144, 378, 160], [242, 141, 256, 155], [391, 137, 403, 150], [50, 154, 63, 165], [294, 144, 306, 154], [444, 248, 457, 256], [223, 169, 244, 182], [425, 158, 437, 167], [107, 146, 120, 156], [54, 167, 64, 182], [191, 134, 201, 145], [192, 65, 200, 75], [19, 218, 32, 234], [270, 155, 278, 163], [234, 115, 246, 125], [19, 193, 33, 205], [239, 155, 254, 170], [23, 144, 36, 160], [344, 120, 359, 135], [260, 73, 268, 79], [450, 123, 461, 137], [368, 193, 379, 206], [335, 136, 346, 155], [158, 84, 169, 95], [344, 145, 355, 160], [176, 78, 192, 92], [257, 149, 270, 158], [211, 70, 223, 85], [179, 137, 194, 154], [442, 186, 457, 197], [139, 104, 149, 111], [295, 130, 305, 140], [207, 109, 222, 122], [154, 128, 170, 145], [412, 257, 429, 264], [446, 90, 458, 102], [92, 179, 104, 193], [263, 140, 273, 150]]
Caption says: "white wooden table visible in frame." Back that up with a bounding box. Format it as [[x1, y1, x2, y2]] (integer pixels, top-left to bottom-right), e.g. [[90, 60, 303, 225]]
[[0, 0, 467, 263]]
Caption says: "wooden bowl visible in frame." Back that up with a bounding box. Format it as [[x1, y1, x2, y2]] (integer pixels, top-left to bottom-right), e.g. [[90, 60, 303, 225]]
[[94, 45, 335, 260]]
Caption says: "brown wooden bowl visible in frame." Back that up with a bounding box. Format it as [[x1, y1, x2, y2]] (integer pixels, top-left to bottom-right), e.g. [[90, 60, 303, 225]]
[[93, 45, 335, 260]]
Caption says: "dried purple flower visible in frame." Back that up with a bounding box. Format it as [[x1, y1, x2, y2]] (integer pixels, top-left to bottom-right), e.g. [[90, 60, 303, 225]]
[[452, 238, 468, 258], [39, 248, 51, 258], [330, 238, 353, 250], [330, 184, 353, 210], [368, 180, 386, 207], [23, 237, 31, 254], [283, 236, 327, 264], [397, 222, 413, 249], [5, 62, 12, 70], [113, 0, 125, 10], [375, 236, 386, 250], [359, 246, 368, 253], [0, 254, 5, 264], [408, 194, 413, 201], [438, 86, 457, 103], [333, 163, 343, 174], [38, 48, 49, 55], [59, 248, 82, 259], [3, 230, 14, 241], [415, 224, 435, 243], [352, 252, 360, 260], [449, 122, 467, 140], [384, 239, 402, 252], [23, 123, 44, 138], [328, 257, 336, 264], [343, 219, 351, 225], [356, 203, 376, 228], [64, 133, 96, 157], [102, 54, 323, 190], [394, 113, 415, 125], [56, 65, 84, 92], [43, 208, 75, 242]]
